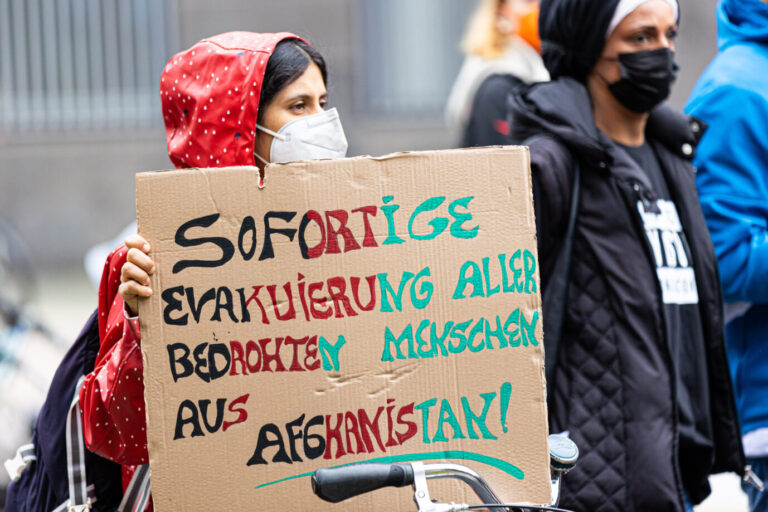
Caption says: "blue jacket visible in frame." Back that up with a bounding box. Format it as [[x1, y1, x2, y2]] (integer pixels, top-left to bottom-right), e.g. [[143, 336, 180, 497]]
[[685, 0, 768, 437]]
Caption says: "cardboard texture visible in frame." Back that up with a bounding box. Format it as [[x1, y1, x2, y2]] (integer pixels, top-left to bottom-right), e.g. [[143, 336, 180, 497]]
[[136, 147, 550, 511]]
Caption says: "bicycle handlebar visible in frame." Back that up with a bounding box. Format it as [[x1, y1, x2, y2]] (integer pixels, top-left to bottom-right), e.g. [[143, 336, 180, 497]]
[[311, 435, 579, 511], [312, 463, 414, 503]]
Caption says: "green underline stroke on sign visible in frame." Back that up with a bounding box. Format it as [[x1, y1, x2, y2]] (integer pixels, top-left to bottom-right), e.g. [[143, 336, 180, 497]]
[[253, 450, 525, 490]]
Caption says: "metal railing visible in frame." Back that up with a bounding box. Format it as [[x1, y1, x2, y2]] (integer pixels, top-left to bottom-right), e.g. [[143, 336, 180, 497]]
[[359, 0, 473, 118], [0, 0, 176, 133]]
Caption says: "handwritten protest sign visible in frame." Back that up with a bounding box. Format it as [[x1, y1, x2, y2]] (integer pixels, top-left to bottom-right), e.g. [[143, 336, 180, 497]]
[[136, 147, 550, 510]]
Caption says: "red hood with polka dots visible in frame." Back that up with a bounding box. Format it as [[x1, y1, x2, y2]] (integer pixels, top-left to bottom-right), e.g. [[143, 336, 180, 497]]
[[160, 31, 306, 169], [78, 33, 307, 507]]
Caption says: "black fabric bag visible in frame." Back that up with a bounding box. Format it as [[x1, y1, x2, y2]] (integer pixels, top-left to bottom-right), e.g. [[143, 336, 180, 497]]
[[541, 160, 580, 394], [523, 133, 581, 396], [4, 310, 124, 512]]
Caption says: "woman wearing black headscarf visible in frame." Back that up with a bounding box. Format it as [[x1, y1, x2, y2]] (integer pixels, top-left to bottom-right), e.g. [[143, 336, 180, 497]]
[[508, 1, 747, 510]]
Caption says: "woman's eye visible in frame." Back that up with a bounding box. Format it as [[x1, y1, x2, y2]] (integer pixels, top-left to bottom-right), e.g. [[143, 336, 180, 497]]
[[632, 32, 650, 44], [667, 29, 678, 41], [290, 103, 305, 112]]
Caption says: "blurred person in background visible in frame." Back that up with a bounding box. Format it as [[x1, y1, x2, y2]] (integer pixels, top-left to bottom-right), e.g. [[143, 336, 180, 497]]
[[685, 0, 768, 509], [445, 0, 549, 147], [78, 31, 347, 509], [507, 0, 746, 510]]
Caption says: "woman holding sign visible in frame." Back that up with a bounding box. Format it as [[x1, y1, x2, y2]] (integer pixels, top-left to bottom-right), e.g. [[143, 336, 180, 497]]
[[78, 31, 348, 506], [507, 0, 746, 510]]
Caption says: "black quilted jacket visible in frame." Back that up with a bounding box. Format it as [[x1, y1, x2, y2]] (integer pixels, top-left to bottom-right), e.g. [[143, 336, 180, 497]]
[[509, 79, 745, 512]]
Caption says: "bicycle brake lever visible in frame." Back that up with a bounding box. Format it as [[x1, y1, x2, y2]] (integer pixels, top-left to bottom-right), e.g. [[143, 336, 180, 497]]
[[411, 462, 470, 512]]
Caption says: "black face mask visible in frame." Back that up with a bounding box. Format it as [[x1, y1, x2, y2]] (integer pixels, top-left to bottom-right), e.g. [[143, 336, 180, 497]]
[[606, 48, 679, 113]]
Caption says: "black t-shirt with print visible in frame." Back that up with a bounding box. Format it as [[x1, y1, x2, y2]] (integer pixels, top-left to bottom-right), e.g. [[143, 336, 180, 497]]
[[619, 141, 714, 487]]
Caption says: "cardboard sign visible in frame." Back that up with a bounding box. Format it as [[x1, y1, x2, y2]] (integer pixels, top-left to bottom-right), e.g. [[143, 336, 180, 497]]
[[136, 147, 550, 511]]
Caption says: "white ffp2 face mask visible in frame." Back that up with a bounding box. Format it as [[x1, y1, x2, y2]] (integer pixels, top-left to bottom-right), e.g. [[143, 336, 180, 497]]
[[255, 107, 348, 165]]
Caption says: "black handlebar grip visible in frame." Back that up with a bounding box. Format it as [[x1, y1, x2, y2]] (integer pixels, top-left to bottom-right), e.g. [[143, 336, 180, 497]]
[[312, 463, 414, 503]]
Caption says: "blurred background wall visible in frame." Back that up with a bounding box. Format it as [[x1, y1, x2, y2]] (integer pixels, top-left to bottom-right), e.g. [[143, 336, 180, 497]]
[[0, 0, 720, 271]]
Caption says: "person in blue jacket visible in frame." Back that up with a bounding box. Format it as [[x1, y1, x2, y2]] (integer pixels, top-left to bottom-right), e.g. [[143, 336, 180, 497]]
[[685, 0, 768, 510]]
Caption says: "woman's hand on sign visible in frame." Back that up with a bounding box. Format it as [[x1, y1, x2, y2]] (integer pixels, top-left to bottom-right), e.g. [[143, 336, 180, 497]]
[[119, 234, 155, 316]]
